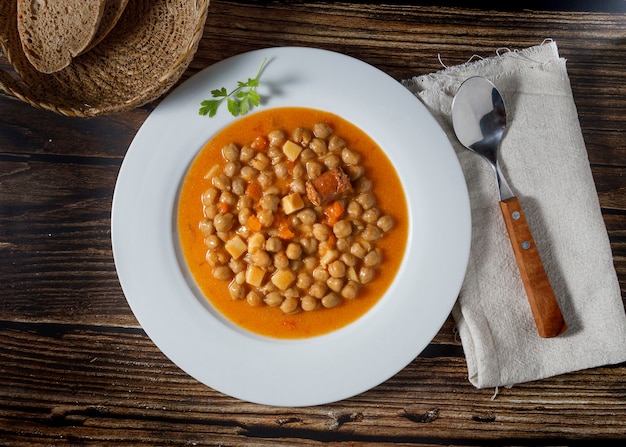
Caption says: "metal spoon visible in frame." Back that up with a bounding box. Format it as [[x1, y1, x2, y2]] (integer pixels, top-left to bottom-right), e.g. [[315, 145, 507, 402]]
[[451, 76, 567, 338]]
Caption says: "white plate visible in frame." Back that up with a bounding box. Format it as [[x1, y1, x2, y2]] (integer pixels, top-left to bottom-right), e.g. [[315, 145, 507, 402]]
[[112, 47, 470, 406]]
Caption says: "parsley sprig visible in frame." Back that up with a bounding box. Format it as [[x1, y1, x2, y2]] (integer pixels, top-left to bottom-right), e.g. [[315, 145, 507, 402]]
[[199, 58, 267, 118]]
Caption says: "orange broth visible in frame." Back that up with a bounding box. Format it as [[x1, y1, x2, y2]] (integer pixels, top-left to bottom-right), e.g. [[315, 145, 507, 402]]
[[177, 107, 408, 338]]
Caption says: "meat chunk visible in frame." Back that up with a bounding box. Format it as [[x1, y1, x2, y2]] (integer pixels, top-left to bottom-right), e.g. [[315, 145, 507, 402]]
[[305, 167, 353, 206]]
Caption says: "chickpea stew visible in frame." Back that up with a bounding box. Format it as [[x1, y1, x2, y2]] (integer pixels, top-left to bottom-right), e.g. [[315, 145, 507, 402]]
[[178, 107, 408, 339]]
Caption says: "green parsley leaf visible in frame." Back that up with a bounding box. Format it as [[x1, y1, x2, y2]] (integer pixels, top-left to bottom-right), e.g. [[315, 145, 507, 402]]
[[199, 58, 267, 118]]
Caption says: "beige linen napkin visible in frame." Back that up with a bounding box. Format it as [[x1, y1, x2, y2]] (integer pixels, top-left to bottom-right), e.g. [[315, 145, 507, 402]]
[[403, 41, 626, 388]]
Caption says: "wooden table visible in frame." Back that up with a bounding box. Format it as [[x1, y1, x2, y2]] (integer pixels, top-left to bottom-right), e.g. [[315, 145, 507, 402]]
[[2, 1, 625, 444]]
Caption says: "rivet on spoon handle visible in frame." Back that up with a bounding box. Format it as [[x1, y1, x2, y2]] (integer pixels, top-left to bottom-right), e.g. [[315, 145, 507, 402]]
[[499, 197, 567, 338]]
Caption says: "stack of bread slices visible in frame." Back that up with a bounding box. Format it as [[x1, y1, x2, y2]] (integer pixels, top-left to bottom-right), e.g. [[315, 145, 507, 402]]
[[17, 0, 129, 74]]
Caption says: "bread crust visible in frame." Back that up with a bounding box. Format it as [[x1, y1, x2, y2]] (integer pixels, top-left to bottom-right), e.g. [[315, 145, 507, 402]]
[[17, 0, 107, 73], [80, 0, 130, 54]]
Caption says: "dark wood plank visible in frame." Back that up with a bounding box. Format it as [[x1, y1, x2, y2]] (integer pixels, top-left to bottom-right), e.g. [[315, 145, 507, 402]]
[[1, 1, 626, 445], [1, 322, 625, 444]]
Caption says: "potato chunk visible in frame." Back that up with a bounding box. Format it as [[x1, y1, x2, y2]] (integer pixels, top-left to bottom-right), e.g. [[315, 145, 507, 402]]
[[271, 269, 296, 291], [281, 192, 305, 215], [225, 235, 247, 259], [245, 265, 266, 287], [282, 140, 303, 162]]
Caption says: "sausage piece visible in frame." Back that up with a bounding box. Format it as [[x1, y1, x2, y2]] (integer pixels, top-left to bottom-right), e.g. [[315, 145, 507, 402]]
[[305, 167, 353, 206]]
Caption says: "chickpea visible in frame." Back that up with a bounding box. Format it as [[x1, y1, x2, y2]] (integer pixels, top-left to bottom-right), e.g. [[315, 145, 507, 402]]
[[297, 208, 317, 226], [201, 187, 219, 205], [346, 200, 362, 219], [293, 127, 313, 146], [268, 146, 283, 162], [309, 138, 328, 156], [235, 271, 246, 285], [280, 297, 300, 314], [252, 250, 271, 268], [251, 152, 270, 171], [239, 145, 255, 162], [238, 207, 252, 226], [361, 224, 383, 242], [199, 219, 215, 235], [356, 192, 376, 210], [203, 204, 217, 219], [301, 237, 318, 255], [303, 255, 318, 270], [327, 277, 344, 293], [336, 237, 351, 252], [248, 232, 265, 253], [268, 129, 286, 147], [377, 214, 395, 232], [259, 194, 279, 211], [273, 251, 289, 270], [286, 242, 303, 260], [328, 260, 346, 278], [313, 122, 333, 139], [212, 174, 231, 191], [290, 178, 306, 195], [341, 148, 361, 165], [321, 292, 341, 308], [358, 266, 375, 284], [231, 178, 245, 196], [222, 143, 240, 162], [228, 280, 246, 299], [301, 295, 319, 312], [340, 253, 357, 267], [319, 248, 340, 267], [213, 213, 234, 232], [296, 272, 314, 289], [362, 207, 381, 224], [354, 177, 373, 194], [239, 165, 257, 181], [275, 162, 289, 179], [328, 135, 346, 151], [223, 161, 240, 178], [265, 236, 283, 253], [264, 291, 283, 308], [306, 161, 324, 179], [292, 162, 306, 179], [312, 223, 330, 241], [257, 209, 274, 227], [312, 266, 330, 282], [300, 148, 316, 161], [364, 249, 382, 268], [246, 290, 264, 307], [309, 281, 328, 299], [229, 257, 246, 274], [258, 170, 275, 188], [212, 265, 233, 281], [333, 220, 352, 238], [350, 241, 367, 259], [220, 191, 237, 207], [341, 281, 360, 300], [345, 164, 365, 181], [237, 194, 253, 211], [324, 154, 341, 170], [204, 234, 221, 250]]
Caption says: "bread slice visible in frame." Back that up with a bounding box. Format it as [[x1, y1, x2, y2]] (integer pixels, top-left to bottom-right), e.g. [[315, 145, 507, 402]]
[[80, 0, 130, 54], [17, 0, 107, 73]]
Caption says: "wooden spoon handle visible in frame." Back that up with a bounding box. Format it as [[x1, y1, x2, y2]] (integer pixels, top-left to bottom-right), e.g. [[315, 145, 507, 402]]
[[499, 197, 567, 338]]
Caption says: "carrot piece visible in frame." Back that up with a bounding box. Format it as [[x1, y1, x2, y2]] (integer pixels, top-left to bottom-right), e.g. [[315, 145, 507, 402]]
[[277, 221, 295, 240], [246, 180, 263, 202], [247, 214, 263, 232], [217, 202, 229, 214], [323, 200, 344, 226]]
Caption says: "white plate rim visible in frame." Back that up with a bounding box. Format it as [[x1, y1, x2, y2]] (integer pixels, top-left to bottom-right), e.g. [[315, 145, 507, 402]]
[[111, 46, 471, 406]]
